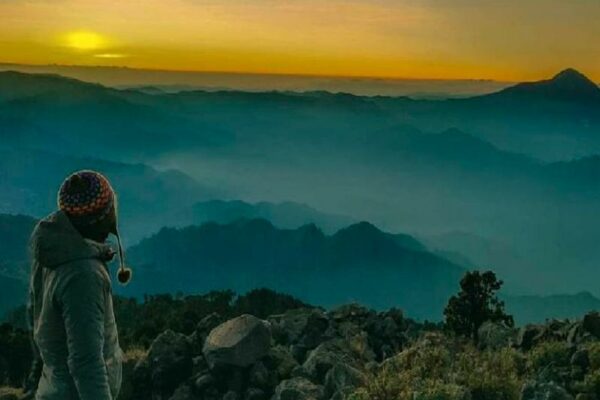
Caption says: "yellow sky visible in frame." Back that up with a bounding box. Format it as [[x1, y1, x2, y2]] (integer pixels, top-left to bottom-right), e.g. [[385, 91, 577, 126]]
[[1, 0, 599, 81]]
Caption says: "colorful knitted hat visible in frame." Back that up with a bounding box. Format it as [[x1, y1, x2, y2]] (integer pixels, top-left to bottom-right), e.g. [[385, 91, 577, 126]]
[[58, 170, 132, 285], [58, 170, 115, 226]]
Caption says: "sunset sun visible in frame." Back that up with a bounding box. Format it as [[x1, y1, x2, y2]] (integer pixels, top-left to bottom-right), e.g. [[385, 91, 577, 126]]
[[65, 31, 107, 51]]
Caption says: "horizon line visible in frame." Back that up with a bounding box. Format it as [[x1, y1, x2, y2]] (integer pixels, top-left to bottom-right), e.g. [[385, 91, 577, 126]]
[[0, 60, 520, 83]]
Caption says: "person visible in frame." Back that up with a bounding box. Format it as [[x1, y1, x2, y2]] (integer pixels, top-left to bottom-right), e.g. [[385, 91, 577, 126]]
[[28, 170, 130, 400]]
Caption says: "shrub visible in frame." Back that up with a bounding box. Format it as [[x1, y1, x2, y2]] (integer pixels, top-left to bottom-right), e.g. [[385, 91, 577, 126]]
[[528, 341, 571, 372], [581, 370, 600, 398], [351, 334, 523, 400], [585, 342, 600, 371]]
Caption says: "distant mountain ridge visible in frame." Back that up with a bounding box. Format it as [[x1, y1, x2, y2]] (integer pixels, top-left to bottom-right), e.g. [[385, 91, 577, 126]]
[[2, 212, 600, 324], [0, 148, 219, 242], [174, 199, 355, 234], [488, 69, 600, 102], [126, 218, 465, 320]]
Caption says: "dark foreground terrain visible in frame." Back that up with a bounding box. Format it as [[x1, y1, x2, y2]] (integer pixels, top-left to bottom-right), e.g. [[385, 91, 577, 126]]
[[2, 288, 600, 400]]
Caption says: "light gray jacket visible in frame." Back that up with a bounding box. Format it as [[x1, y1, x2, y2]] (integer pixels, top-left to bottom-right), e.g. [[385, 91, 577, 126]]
[[29, 211, 122, 400]]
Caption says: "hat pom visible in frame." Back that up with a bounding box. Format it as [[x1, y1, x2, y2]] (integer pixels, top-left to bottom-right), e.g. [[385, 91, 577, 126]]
[[117, 266, 132, 285]]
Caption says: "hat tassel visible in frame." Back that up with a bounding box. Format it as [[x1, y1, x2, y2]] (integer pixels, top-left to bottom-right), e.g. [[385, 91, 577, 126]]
[[115, 230, 132, 285]]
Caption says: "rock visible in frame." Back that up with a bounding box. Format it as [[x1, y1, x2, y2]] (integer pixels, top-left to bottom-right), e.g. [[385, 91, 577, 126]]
[[364, 309, 407, 361], [223, 391, 239, 400], [203, 314, 272, 369], [249, 361, 273, 389], [520, 380, 573, 400], [583, 312, 600, 338], [272, 377, 326, 400], [168, 384, 200, 400], [517, 325, 543, 351], [264, 345, 299, 379], [146, 330, 193, 398], [303, 338, 366, 382], [324, 363, 365, 396], [571, 349, 590, 370], [198, 313, 224, 336], [244, 388, 267, 400], [194, 373, 215, 391], [328, 304, 373, 325], [478, 321, 516, 350], [269, 308, 329, 350]]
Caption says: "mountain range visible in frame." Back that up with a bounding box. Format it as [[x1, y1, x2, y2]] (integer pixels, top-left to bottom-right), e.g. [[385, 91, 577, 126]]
[[2, 212, 600, 323], [1, 69, 600, 298]]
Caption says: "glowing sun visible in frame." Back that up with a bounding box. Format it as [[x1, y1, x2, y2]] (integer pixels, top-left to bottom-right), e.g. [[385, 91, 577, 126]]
[[65, 31, 107, 51]]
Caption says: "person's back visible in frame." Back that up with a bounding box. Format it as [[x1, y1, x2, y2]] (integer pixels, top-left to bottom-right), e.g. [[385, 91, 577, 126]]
[[29, 171, 129, 400]]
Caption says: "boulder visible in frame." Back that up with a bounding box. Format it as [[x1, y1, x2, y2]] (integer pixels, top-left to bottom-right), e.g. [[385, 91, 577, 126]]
[[269, 308, 329, 349], [223, 391, 239, 400], [520, 380, 573, 400], [582, 312, 600, 338], [194, 373, 215, 391], [328, 304, 373, 325], [203, 314, 272, 369], [302, 339, 358, 382], [364, 308, 406, 361], [249, 361, 275, 390], [477, 321, 516, 350], [168, 384, 200, 400], [264, 345, 299, 379], [571, 349, 590, 370], [144, 330, 193, 398], [516, 325, 543, 351], [244, 387, 267, 400], [324, 363, 365, 396], [272, 377, 326, 400]]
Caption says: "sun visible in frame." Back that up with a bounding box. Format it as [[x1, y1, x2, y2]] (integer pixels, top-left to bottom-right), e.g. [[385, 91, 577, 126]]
[[65, 31, 108, 51]]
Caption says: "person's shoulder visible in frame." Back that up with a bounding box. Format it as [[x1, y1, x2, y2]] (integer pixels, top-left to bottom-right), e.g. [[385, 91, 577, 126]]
[[56, 258, 111, 293]]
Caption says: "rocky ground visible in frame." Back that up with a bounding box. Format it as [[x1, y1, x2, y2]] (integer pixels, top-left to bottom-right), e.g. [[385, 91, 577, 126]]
[[113, 305, 600, 400]]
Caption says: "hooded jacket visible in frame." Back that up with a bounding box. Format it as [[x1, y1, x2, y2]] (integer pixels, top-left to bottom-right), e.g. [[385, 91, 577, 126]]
[[29, 211, 122, 400]]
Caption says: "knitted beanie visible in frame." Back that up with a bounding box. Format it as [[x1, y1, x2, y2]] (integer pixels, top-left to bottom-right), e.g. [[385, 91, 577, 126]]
[[58, 170, 132, 285], [58, 170, 115, 226]]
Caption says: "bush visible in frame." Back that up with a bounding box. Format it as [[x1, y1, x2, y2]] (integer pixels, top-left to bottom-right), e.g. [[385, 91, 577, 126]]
[[585, 342, 600, 371], [582, 369, 600, 398], [0, 323, 32, 387], [528, 341, 571, 372], [351, 333, 524, 400]]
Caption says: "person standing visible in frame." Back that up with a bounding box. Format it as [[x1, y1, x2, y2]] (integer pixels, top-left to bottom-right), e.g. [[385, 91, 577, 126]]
[[28, 170, 130, 400]]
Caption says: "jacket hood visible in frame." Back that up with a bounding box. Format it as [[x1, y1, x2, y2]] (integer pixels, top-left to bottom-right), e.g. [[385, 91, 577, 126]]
[[31, 211, 114, 269]]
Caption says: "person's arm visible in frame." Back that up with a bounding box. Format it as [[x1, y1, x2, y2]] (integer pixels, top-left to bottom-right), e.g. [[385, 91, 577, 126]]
[[59, 266, 113, 400], [24, 294, 42, 398]]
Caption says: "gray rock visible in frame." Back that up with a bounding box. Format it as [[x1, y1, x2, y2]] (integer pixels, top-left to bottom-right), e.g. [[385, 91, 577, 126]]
[[146, 330, 193, 398], [203, 314, 272, 369], [223, 391, 239, 400], [249, 361, 273, 389], [570, 349, 590, 370], [517, 325, 542, 351], [194, 373, 215, 391], [264, 345, 299, 379], [583, 312, 600, 338], [478, 321, 516, 350], [520, 380, 573, 400], [272, 377, 326, 400], [269, 308, 329, 349], [303, 337, 367, 382], [244, 388, 266, 400], [324, 363, 365, 396], [168, 384, 200, 400]]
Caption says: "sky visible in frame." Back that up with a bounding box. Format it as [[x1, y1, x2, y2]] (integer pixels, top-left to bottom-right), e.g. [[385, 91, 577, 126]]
[[1, 0, 599, 81]]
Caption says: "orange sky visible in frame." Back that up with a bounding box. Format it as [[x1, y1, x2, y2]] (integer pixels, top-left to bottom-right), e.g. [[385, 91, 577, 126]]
[[1, 0, 599, 81]]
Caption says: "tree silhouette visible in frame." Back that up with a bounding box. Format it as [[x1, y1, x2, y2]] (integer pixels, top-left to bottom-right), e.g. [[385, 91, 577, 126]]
[[444, 270, 513, 343]]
